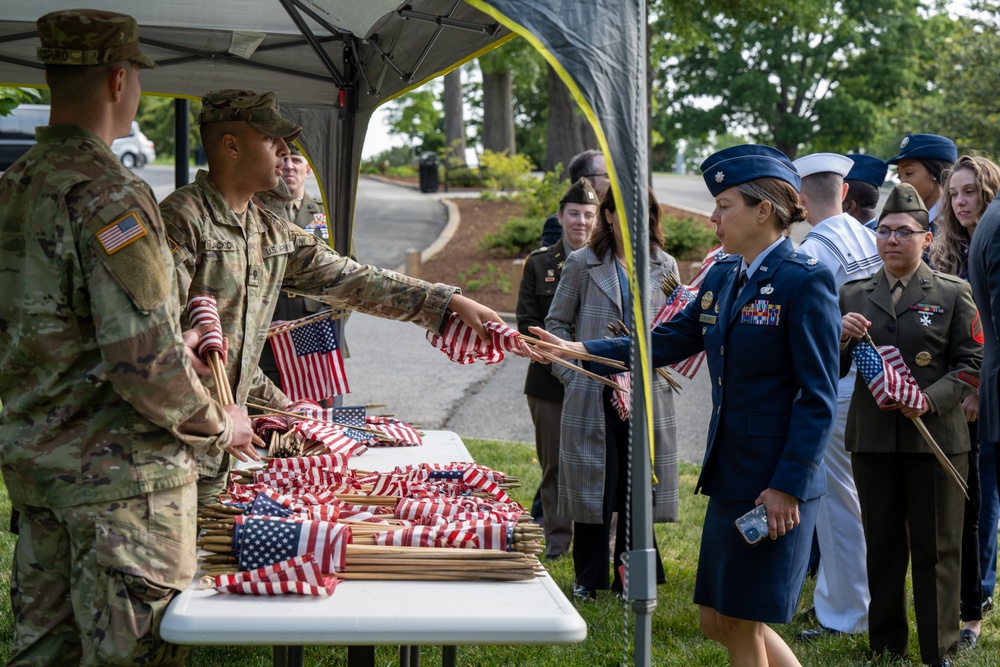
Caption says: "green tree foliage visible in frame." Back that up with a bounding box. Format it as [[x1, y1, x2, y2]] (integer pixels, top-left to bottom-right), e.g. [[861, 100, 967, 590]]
[[0, 88, 41, 116], [134, 95, 203, 161], [896, 2, 1000, 158], [384, 85, 444, 154], [652, 0, 925, 159]]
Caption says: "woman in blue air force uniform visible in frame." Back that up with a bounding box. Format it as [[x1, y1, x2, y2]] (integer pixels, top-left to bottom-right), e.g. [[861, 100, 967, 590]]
[[533, 145, 840, 666]]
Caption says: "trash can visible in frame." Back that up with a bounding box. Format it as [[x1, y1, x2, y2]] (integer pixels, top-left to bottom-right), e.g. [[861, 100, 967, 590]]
[[418, 152, 439, 193]]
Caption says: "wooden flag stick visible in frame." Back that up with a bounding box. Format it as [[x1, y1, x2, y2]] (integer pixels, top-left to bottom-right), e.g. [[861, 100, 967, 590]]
[[910, 412, 969, 498], [529, 347, 625, 391], [266, 310, 350, 338], [518, 335, 627, 370]]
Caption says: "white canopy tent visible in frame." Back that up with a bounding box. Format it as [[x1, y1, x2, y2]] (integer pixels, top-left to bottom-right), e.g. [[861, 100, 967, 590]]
[[0, 0, 512, 254]]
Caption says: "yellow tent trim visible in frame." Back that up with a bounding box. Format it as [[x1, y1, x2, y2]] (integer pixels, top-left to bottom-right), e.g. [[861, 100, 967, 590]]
[[465, 0, 656, 480]]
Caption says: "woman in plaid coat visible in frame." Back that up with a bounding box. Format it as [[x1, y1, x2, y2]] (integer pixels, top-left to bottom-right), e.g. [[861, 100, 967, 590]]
[[545, 188, 679, 600]]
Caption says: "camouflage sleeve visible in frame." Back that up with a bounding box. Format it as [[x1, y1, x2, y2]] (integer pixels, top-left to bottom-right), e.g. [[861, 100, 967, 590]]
[[159, 192, 199, 320], [79, 184, 233, 453], [280, 224, 458, 333], [246, 365, 289, 409]]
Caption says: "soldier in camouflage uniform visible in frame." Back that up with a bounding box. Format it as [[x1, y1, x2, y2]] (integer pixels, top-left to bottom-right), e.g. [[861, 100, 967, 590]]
[[161, 89, 513, 503], [0, 11, 254, 666]]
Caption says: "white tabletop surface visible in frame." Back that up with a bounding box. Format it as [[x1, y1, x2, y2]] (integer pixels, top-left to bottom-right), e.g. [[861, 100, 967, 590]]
[[160, 431, 587, 646]]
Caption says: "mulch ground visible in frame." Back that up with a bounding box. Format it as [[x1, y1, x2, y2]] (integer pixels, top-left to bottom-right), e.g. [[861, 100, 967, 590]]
[[419, 195, 714, 314]]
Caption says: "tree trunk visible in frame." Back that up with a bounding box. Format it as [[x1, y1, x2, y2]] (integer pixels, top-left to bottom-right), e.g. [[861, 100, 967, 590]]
[[443, 69, 466, 165], [544, 64, 598, 176], [482, 71, 515, 154]]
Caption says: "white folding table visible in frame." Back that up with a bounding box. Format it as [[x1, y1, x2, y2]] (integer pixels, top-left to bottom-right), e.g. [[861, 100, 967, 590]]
[[160, 431, 587, 666]]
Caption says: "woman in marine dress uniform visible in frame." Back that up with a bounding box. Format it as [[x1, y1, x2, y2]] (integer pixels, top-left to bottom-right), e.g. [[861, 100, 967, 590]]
[[534, 145, 841, 666], [842, 183, 981, 667]]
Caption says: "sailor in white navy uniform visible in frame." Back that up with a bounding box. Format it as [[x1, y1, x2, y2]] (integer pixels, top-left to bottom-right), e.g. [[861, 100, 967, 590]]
[[793, 152, 883, 640], [843, 153, 889, 231]]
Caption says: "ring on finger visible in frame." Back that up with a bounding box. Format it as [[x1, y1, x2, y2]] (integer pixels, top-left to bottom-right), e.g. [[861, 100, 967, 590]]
[[784, 520, 794, 527]]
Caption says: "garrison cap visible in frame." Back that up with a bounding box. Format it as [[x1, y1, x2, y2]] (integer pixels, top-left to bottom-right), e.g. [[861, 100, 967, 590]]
[[701, 144, 800, 197], [36, 9, 156, 68], [879, 182, 928, 224], [198, 89, 302, 141], [793, 152, 853, 178], [885, 133, 957, 165], [560, 177, 599, 206], [844, 153, 889, 188]]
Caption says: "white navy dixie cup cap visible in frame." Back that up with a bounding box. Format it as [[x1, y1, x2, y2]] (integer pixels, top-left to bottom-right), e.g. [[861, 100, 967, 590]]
[[792, 153, 854, 178]]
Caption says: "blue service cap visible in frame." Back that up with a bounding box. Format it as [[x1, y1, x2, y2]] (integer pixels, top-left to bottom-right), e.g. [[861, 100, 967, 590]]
[[844, 153, 889, 188], [701, 144, 800, 197], [885, 133, 957, 165]]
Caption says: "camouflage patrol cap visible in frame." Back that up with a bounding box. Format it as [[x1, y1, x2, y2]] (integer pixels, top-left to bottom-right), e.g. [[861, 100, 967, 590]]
[[36, 9, 156, 68], [198, 89, 302, 141], [879, 182, 928, 225], [560, 177, 599, 206]]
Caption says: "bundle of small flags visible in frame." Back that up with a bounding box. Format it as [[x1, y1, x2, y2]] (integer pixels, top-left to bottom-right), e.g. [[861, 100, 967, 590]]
[[186, 295, 225, 359], [851, 339, 927, 411], [252, 400, 424, 462], [197, 456, 542, 590], [426, 314, 521, 364]]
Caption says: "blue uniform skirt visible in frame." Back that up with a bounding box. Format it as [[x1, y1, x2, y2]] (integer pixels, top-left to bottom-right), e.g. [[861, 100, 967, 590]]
[[694, 496, 819, 623]]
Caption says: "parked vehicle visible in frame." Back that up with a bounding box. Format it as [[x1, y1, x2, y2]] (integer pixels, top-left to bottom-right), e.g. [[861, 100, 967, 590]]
[[111, 121, 155, 169], [0, 104, 48, 170]]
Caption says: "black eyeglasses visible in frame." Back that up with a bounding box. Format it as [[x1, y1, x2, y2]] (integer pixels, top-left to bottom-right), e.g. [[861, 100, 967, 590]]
[[875, 227, 925, 240], [582, 172, 609, 180]]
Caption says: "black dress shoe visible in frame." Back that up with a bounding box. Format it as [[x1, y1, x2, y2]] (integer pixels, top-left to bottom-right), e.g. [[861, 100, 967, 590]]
[[572, 584, 596, 601], [928, 658, 953, 667], [983, 595, 994, 614], [796, 625, 843, 641], [797, 605, 816, 622], [959, 628, 978, 650]]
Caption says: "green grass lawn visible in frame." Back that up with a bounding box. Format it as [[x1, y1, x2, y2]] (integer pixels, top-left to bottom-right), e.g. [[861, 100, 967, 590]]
[[0, 438, 997, 665]]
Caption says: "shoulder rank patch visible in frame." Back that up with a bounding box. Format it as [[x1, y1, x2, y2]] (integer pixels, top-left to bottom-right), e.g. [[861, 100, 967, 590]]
[[97, 212, 146, 255], [973, 311, 985, 344]]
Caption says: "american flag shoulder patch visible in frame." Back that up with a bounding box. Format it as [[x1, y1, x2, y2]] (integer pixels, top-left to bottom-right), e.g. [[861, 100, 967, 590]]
[[97, 212, 147, 255]]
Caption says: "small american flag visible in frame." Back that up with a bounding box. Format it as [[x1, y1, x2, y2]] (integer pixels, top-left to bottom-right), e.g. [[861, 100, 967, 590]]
[[365, 415, 422, 446], [295, 420, 368, 459], [245, 490, 296, 518], [269, 317, 349, 401], [610, 371, 632, 421], [96, 212, 147, 254], [235, 517, 350, 573], [213, 553, 338, 596], [852, 339, 927, 411], [426, 315, 521, 365]]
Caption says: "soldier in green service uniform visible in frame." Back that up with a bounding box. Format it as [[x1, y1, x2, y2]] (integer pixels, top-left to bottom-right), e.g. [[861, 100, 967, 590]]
[[161, 89, 520, 504], [0, 10, 254, 666]]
